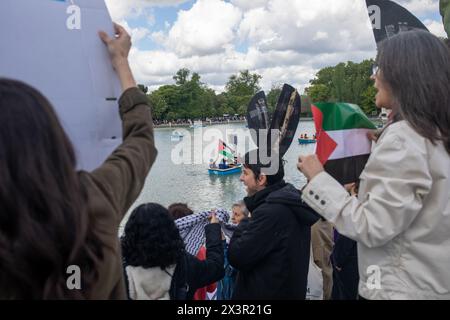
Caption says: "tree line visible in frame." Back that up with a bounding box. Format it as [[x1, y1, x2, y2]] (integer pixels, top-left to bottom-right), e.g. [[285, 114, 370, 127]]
[[305, 59, 377, 115], [140, 59, 378, 121]]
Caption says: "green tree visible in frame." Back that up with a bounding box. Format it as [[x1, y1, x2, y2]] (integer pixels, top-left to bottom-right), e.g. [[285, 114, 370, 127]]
[[305, 84, 330, 103], [148, 92, 168, 119], [225, 70, 262, 96], [143, 69, 266, 120], [173, 68, 190, 85], [225, 70, 262, 114], [151, 84, 182, 119], [360, 85, 377, 115], [300, 95, 312, 116], [305, 59, 376, 115]]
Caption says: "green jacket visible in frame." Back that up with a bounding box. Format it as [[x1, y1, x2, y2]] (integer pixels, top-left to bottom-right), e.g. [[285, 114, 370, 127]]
[[78, 87, 157, 299]]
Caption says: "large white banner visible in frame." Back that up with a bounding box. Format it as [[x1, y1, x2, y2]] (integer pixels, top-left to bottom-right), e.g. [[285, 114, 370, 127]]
[[0, 0, 122, 171]]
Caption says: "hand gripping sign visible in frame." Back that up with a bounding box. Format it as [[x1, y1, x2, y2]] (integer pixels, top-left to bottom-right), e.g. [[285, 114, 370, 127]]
[[0, 0, 121, 171]]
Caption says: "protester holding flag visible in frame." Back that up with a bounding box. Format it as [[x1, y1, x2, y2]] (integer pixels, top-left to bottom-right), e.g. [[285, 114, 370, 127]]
[[298, 30, 450, 299], [0, 24, 157, 299]]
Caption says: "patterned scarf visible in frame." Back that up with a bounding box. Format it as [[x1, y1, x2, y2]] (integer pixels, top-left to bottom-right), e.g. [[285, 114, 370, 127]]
[[175, 209, 232, 255]]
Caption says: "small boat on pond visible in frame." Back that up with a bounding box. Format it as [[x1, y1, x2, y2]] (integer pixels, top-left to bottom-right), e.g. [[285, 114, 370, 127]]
[[171, 131, 184, 142], [208, 139, 242, 175], [208, 164, 243, 175]]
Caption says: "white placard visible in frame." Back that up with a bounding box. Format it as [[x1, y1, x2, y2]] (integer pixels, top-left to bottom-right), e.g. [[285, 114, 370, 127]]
[[0, 0, 122, 171]]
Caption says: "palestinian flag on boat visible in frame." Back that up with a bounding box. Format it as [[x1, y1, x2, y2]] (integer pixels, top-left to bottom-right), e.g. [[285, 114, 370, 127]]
[[218, 139, 234, 160], [312, 103, 376, 185]]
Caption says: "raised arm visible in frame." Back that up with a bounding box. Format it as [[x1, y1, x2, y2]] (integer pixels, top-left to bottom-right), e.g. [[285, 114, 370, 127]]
[[299, 132, 432, 248], [186, 216, 225, 290], [86, 24, 158, 219]]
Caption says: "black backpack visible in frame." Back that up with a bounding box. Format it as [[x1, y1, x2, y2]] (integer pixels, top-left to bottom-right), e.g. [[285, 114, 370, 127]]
[[169, 253, 190, 300]]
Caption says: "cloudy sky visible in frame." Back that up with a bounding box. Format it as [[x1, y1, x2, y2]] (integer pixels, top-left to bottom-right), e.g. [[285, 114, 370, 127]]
[[104, 0, 445, 94]]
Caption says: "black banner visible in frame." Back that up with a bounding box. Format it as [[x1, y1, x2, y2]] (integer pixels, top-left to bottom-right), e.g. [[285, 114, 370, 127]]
[[366, 0, 429, 45]]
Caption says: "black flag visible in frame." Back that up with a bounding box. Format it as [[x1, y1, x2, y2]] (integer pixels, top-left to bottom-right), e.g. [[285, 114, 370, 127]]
[[246, 91, 270, 149], [246, 84, 301, 158], [269, 84, 301, 157], [366, 0, 429, 45], [246, 91, 270, 131]]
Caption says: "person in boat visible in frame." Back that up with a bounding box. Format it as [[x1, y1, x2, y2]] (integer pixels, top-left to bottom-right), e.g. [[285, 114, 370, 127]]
[[209, 159, 217, 169], [304, 133, 309, 139], [219, 158, 228, 170]]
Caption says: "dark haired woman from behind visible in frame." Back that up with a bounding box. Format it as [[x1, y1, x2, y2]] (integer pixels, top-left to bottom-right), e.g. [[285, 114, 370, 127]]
[[298, 30, 450, 299], [0, 23, 157, 299], [121, 203, 224, 300], [168, 203, 194, 220]]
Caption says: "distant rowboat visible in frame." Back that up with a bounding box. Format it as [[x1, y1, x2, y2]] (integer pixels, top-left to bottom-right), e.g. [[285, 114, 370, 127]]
[[298, 138, 316, 145], [208, 164, 243, 175]]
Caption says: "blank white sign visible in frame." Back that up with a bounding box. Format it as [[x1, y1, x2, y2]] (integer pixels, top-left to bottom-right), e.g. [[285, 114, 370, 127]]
[[0, 0, 122, 171]]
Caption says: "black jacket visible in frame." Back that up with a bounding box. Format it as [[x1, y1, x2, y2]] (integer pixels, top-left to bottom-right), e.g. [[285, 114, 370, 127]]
[[170, 223, 225, 300], [332, 231, 358, 270], [228, 181, 320, 300]]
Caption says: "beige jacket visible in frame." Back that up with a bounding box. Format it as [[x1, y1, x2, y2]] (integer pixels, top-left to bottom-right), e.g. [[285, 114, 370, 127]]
[[311, 220, 334, 300], [302, 120, 450, 300]]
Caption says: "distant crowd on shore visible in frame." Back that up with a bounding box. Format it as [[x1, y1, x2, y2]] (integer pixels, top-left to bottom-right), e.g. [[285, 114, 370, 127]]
[[153, 116, 246, 127]]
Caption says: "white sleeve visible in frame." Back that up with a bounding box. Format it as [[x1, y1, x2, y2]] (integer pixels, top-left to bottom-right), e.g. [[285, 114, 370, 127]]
[[302, 132, 432, 248]]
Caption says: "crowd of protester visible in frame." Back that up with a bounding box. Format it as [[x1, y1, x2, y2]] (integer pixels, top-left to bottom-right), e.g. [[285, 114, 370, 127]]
[[1, 25, 449, 300]]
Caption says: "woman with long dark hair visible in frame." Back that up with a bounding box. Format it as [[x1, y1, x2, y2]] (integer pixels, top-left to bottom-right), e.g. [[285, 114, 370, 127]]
[[121, 203, 224, 300], [298, 30, 450, 299], [0, 23, 157, 299]]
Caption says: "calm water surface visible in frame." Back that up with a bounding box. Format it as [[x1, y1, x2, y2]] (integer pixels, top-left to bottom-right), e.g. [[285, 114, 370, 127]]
[[119, 121, 317, 231]]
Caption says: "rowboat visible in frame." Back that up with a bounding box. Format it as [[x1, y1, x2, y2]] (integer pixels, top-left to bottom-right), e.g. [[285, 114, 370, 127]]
[[298, 138, 316, 145], [171, 131, 184, 141], [208, 164, 243, 175]]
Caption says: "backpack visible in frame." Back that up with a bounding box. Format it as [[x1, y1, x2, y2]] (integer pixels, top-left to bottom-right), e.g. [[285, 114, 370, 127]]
[[169, 253, 190, 300]]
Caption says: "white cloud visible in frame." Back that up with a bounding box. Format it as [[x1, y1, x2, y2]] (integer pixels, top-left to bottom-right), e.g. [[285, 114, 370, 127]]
[[238, 0, 376, 54], [122, 0, 445, 94], [164, 0, 242, 57], [229, 0, 268, 11], [425, 19, 447, 37], [120, 21, 151, 45], [105, 0, 190, 20], [396, 0, 440, 16]]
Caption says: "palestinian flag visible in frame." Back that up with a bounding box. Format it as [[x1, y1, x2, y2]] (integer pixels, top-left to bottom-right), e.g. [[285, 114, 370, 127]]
[[312, 103, 376, 185], [218, 139, 234, 160]]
